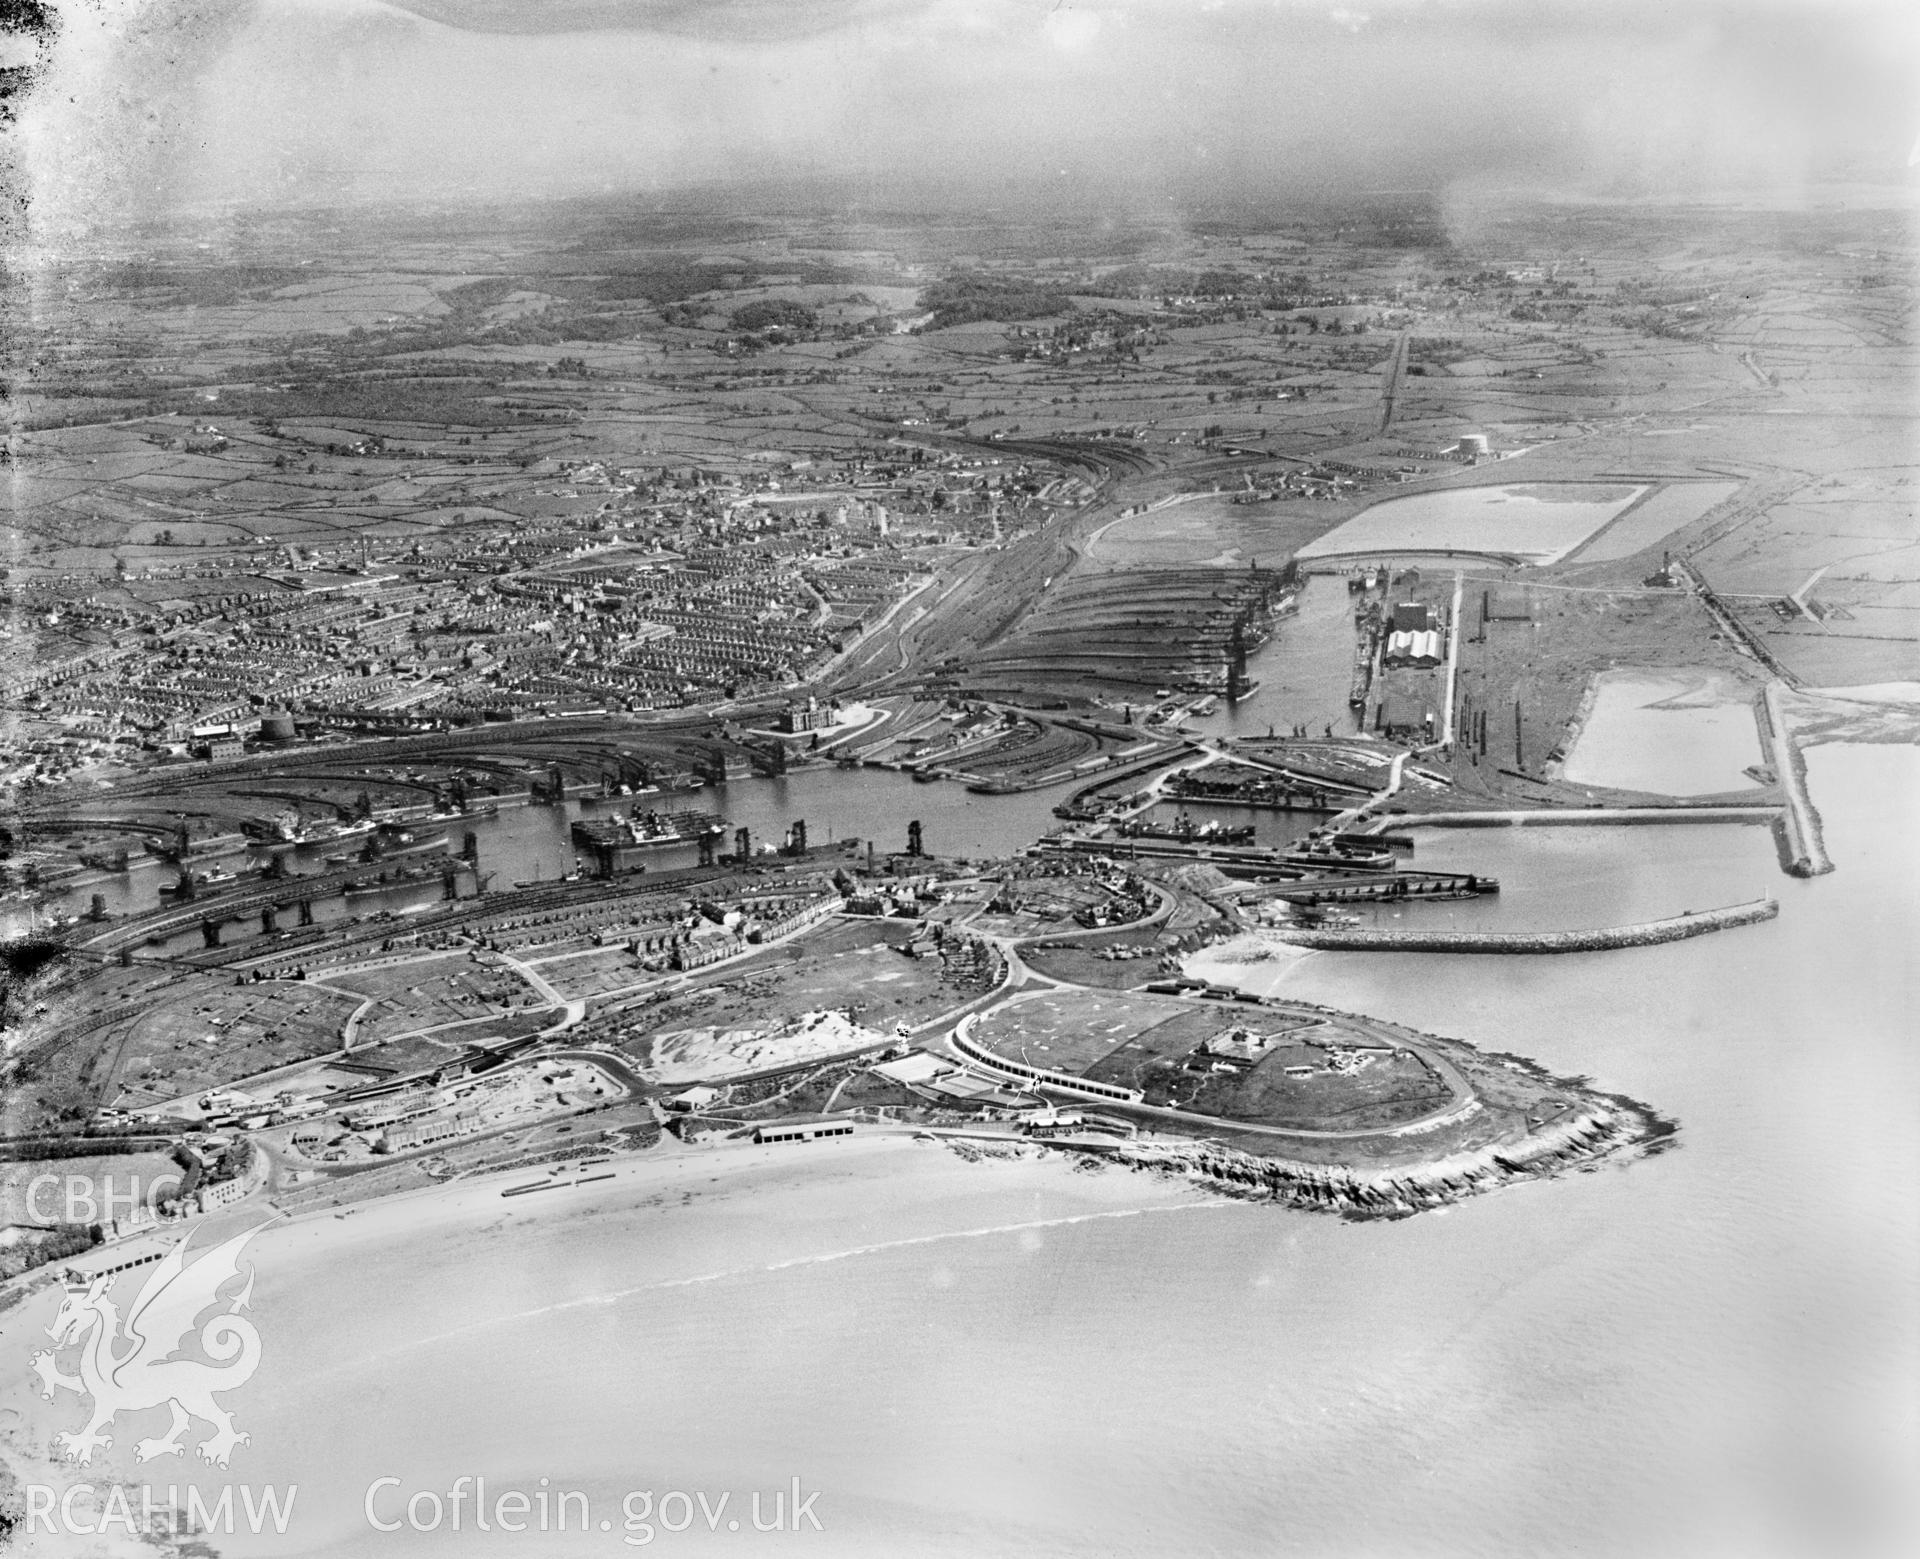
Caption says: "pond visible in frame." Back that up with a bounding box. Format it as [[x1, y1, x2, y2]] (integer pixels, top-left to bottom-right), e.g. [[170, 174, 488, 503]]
[[1559, 668, 1766, 796], [1296, 481, 1647, 565]]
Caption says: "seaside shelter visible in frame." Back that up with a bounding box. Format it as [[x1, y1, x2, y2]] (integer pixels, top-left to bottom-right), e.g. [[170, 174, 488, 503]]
[[753, 1122, 856, 1145]]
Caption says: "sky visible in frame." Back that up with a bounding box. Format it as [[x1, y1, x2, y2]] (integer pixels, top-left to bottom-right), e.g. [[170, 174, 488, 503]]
[[6, 0, 1918, 239]]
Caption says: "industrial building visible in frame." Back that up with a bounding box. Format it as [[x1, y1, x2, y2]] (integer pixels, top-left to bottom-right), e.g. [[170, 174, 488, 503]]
[[1379, 696, 1434, 740], [1384, 628, 1444, 667]]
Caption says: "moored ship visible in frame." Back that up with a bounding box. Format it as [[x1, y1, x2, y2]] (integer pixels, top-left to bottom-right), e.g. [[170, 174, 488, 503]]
[[571, 809, 726, 875], [624, 808, 726, 846], [1116, 816, 1255, 845]]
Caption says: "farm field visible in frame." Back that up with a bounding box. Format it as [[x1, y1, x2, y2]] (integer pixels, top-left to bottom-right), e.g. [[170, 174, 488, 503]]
[[109, 980, 362, 1107], [1568, 480, 1740, 564], [319, 954, 534, 1044]]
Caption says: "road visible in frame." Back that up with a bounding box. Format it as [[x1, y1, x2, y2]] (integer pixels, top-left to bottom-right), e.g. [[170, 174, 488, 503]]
[[1436, 571, 1463, 750], [936, 991, 1479, 1144], [1378, 329, 1412, 435], [928, 883, 1482, 1145], [495, 950, 587, 1030], [1671, 556, 1798, 684]]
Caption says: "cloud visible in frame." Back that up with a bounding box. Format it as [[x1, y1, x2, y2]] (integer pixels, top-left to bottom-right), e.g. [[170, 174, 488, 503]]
[[1043, 6, 1105, 54], [374, 0, 923, 42], [10, 0, 1917, 242], [9, 0, 258, 244]]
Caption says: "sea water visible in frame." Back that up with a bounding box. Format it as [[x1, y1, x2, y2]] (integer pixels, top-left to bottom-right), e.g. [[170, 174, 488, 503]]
[[8, 747, 1914, 1558]]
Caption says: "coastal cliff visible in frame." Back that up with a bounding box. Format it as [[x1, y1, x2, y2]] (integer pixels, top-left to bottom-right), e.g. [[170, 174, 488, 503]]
[[1077, 1096, 1673, 1220]]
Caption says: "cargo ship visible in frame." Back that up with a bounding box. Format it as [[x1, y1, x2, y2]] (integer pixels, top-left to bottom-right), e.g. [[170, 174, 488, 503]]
[[1115, 816, 1255, 846], [158, 865, 243, 897], [571, 810, 725, 875], [624, 808, 725, 846], [282, 818, 378, 851], [326, 828, 450, 868], [344, 863, 449, 899], [369, 823, 451, 858]]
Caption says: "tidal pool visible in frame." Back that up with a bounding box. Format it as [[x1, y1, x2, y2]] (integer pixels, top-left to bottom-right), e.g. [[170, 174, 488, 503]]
[[1560, 668, 1765, 796]]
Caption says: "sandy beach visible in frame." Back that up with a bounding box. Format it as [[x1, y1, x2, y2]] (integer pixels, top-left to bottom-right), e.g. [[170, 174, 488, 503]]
[[1, 759, 1915, 1559], [0, 1133, 1222, 1558]]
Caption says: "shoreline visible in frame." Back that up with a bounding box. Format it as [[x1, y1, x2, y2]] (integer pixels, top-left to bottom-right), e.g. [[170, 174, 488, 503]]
[[0, 1006, 1673, 1328], [3, 1127, 1215, 1295], [0, 1135, 1227, 1556], [1763, 680, 1832, 876], [1069, 1091, 1673, 1221], [1032, 1010, 1679, 1219]]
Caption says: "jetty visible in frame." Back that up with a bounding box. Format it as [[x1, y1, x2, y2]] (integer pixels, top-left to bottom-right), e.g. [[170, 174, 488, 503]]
[[1761, 682, 1833, 876], [1266, 896, 1777, 953], [1359, 804, 1781, 831], [1035, 836, 1494, 901], [1253, 870, 1494, 904]]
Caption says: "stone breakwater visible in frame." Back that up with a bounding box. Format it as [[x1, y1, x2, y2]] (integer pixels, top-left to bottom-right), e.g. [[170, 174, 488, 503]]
[[1078, 1101, 1672, 1220], [1368, 806, 1781, 830], [1267, 897, 1777, 954], [1762, 681, 1834, 877]]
